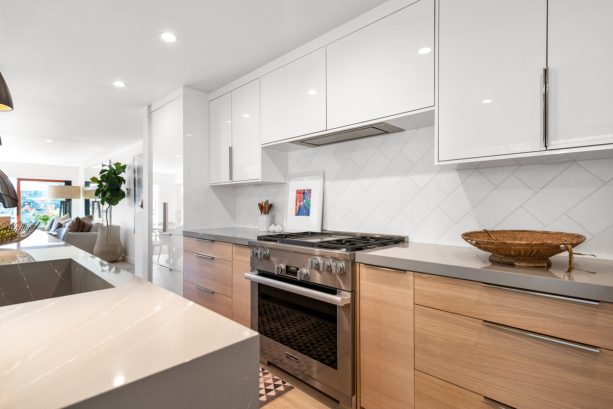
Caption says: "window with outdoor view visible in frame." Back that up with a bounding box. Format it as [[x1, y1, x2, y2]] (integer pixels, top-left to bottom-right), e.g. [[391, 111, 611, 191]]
[[17, 179, 68, 225]]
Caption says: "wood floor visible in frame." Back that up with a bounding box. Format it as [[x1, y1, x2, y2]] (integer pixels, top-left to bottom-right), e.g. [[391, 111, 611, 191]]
[[264, 365, 338, 409]]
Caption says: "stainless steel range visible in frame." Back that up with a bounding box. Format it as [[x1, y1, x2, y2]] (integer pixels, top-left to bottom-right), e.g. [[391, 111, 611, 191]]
[[245, 231, 406, 408]]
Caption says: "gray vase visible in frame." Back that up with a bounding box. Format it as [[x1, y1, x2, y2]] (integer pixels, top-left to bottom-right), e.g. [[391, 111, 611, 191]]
[[93, 225, 122, 262]]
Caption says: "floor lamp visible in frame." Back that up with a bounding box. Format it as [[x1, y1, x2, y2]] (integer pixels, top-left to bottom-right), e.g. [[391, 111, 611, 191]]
[[47, 185, 81, 217], [82, 187, 101, 218]]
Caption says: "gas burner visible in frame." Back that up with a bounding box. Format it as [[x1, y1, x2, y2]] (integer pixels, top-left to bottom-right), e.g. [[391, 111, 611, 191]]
[[256, 231, 405, 252]]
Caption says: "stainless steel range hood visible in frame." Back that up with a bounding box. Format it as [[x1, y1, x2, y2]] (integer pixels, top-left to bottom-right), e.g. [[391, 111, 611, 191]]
[[294, 122, 404, 147], [286, 109, 435, 148]]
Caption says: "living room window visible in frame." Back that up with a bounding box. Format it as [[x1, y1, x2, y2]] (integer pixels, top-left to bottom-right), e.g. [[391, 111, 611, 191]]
[[16, 179, 69, 224]]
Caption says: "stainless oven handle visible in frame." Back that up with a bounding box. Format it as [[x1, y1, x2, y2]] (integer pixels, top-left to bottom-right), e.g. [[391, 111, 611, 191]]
[[244, 273, 351, 307]]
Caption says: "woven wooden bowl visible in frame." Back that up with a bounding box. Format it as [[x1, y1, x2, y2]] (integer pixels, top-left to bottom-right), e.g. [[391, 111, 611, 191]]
[[462, 230, 586, 268]]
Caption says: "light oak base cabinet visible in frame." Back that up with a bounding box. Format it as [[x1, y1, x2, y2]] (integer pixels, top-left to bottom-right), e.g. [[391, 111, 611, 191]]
[[359, 264, 414, 409], [183, 238, 252, 327]]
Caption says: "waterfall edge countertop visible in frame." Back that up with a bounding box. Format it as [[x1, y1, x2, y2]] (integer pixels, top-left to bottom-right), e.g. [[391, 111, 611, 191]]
[[0, 232, 258, 409], [183, 227, 260, 246], [356, 242, 613, 302]]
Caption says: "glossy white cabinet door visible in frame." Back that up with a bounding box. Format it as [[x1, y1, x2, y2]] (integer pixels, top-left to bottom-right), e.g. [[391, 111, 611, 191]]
[[209, 93, 232, 184], [548, 0, 613, 149], [151, 98, 183, 230], [231, 80, 261, 182], [261, 49, 326, 144], [437, 0, 547, 161], [326, 0, 434, 130]]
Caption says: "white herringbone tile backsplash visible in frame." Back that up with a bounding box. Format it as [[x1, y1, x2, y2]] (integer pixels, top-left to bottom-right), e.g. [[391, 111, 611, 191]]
[[235, 126, 613, 259]]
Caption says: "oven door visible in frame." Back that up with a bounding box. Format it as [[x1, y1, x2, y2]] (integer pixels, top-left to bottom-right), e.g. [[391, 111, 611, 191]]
[[245, 272, 354, 407]]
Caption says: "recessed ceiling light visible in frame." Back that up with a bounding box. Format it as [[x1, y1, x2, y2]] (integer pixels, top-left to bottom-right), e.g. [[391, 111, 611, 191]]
[[242, 113, 250, 119], [307, 89, 317, 96], [175, 154, 181, 159], [112, 80, 126, 88], [226, 120, 232, 124], [160, 32, 177, 43], [418, 47, 432, 55], [44, 139, 53, 143], [481, 99, 493, 104]]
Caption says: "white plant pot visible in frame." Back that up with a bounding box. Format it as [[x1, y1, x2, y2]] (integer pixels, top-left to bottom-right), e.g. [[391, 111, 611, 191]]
[[258, 214, 273, 232], [93, 225, 122, 262]]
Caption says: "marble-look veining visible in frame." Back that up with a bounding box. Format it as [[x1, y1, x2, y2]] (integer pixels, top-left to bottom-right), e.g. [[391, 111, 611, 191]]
[[0, 232, 259, 409], [0, 259, 112, 307], [357, 242, 613, 302]]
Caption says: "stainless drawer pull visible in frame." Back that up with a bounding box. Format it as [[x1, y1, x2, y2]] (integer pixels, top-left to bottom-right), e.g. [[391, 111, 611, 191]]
[[193, 253, 215, 260], [483, 321, 600, 353], [194, 284, 215, 294], [481, 283, 600, 306], [483, 396, 515, 409]]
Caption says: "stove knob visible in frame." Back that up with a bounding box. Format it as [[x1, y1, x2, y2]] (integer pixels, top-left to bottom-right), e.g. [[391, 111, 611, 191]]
[[249, 248, 257, 258], [307, 257, 321, 270], [321, 258, 332, 272], [297, 268, 310, 280], [259, 248, 270, 259], [274, 264, 286, 275], [331, 261, 346, 275]]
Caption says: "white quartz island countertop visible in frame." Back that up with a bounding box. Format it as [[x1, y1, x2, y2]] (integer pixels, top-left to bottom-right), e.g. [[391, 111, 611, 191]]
[[0, 232, 259, 409]]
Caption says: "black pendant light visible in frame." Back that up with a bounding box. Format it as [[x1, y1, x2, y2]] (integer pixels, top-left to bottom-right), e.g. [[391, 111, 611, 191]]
[[0, 70, 17, 208], [0, 169, 18, 208], [0, 71, 14, 111]]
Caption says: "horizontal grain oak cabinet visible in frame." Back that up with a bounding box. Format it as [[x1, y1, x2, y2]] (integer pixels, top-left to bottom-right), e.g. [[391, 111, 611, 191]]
[[182, 237, 252, 324], [359, 264, 414, 409], [358, 267, 613, 409], [414, 273, 613, 409]]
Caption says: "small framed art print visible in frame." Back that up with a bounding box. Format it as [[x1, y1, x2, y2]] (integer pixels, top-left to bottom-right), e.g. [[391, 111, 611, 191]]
[[285, 171, 324, 232]]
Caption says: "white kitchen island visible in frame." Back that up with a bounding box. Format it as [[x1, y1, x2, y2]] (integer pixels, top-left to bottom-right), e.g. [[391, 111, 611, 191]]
[[0, 232, 259, 409]]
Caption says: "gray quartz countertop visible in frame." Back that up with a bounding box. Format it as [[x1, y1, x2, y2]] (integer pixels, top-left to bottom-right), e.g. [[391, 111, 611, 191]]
[[356, 242, 613, 303], [183, 227, 260, 246]]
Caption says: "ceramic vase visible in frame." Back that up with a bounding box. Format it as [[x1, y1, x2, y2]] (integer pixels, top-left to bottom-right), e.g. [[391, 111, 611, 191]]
[[93, 225, 122, 262], [258, 214, 273, 232]]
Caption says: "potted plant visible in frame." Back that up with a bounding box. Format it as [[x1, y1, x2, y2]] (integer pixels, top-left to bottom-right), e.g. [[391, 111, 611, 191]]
[[90, 162, 127, 262]]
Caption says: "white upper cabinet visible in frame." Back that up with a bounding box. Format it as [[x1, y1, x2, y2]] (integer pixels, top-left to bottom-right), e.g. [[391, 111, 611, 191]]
[[231, 80, 261, 182], [326, 0, 434, 130], [209, 93, 232, 184], [437, 0, 547, 162], [547, 0, 613, 150], [261, 49, 326, 144]]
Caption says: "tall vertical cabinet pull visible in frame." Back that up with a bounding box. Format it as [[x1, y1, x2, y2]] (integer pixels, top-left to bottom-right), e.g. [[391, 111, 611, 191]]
[[162, 202, 168, 233], [542, 67, 549, 148], [228, 146, 233, 181]]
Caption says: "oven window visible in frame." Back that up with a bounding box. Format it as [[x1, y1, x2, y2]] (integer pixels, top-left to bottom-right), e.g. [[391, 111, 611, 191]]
[[258, 284, 338, 369]]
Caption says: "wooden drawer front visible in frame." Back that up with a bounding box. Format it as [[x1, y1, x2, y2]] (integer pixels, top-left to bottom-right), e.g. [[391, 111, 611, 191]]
[[183, 281, 233, 319], [183, 251, 232, 297], [183, 237, 232, 260], [415, 371, 492, 409], [232, 245, 251, 327], [415, 305, 613, 409], [414, 273, 613, 350], [360, 264, 414, 409]]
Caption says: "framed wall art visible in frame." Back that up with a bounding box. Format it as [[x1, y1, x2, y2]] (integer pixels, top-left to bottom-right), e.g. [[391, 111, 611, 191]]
[[285, 171, 324, 232]]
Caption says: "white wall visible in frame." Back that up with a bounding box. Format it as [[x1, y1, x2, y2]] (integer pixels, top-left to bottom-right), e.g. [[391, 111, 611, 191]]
[[0, 161, 82, 216], [80, 141, 143, 263], [234, 126, 613, 259]]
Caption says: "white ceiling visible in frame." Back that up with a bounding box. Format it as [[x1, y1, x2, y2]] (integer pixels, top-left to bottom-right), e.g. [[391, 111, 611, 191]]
[[0, 0, 388, 166]]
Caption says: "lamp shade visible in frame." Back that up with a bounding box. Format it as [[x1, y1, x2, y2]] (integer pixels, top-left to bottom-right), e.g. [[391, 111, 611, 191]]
[[0, 72, 13, 111], [47, 185, 82, 199], [82, 187, 97, 199], [0, 169, 18, 208]]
